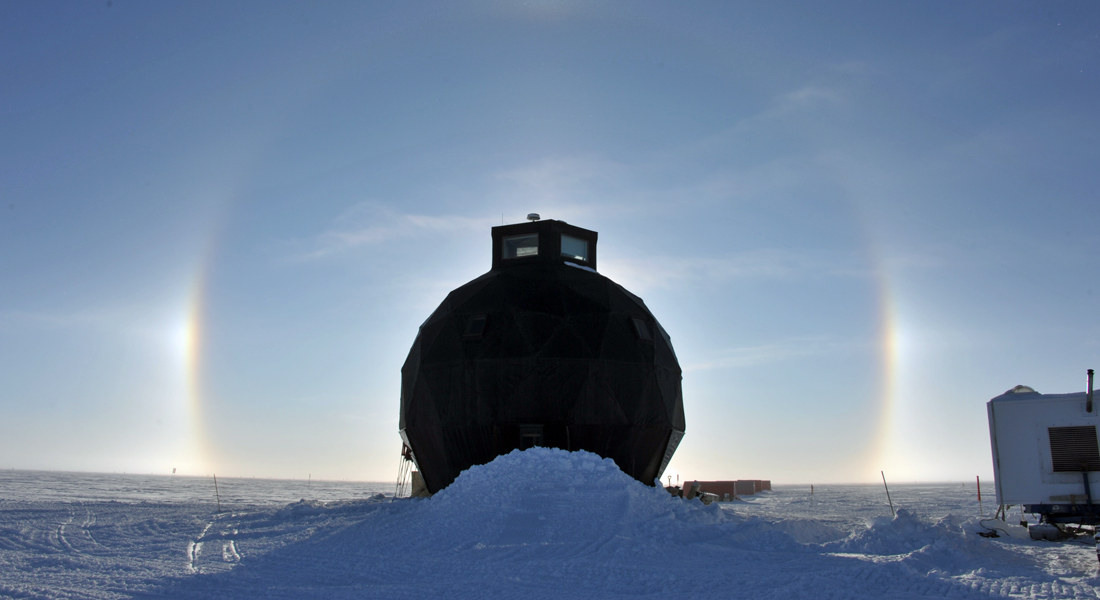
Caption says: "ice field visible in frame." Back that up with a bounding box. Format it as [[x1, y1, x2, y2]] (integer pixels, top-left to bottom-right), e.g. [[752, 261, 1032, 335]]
[[2, 449, 1099, 599]]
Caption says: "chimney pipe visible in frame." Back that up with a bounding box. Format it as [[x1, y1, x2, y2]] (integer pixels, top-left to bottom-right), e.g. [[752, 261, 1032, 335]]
[[1088, 368, 1094, 413]]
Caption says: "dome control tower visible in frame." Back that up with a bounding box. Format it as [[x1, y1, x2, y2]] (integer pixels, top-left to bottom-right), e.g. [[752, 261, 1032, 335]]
[[399, 216, 684, 494]]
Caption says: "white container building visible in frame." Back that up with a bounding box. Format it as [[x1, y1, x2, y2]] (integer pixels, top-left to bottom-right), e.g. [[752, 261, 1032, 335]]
[[987, 371, 1098, 523]]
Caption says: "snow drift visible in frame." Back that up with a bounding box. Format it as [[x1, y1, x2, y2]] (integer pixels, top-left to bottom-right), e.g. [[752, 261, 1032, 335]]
[[2, 449, 1099, 599]]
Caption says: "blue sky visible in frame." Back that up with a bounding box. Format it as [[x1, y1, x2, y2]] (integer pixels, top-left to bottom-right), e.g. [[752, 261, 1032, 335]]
[[2, 1, 1098, 484]]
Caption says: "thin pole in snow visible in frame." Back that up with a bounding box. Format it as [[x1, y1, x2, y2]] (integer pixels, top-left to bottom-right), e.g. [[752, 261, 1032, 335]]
[[881, 471, 895, 517], [977, 475, 983, 517], [213, 474, 222, 513]]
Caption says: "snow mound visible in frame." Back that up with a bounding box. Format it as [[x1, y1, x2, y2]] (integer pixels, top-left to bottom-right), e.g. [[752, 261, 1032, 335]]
[[770, 518, 848, 544], [827, 509, 964, 556], [821, 508, 1042, 577], [828, 508, 941, 555], [9, 465, 1099, 599], [417, 448, 727, 549], [271, 495, 389, 521], [275, 499, 328, 519]]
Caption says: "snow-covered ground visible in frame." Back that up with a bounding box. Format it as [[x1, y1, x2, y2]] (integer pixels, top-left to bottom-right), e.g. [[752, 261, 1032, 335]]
[[2, 450, 1098, 599]]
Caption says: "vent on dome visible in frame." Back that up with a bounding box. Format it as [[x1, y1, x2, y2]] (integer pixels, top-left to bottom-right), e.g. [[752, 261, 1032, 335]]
[[463, 314, 487, 339], [1049, 425, 1100, 472], [519, 424, 544, 449]]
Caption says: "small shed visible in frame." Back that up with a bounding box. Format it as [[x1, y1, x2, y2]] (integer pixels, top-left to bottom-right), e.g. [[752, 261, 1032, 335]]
[[987, 373, 1098, 522]]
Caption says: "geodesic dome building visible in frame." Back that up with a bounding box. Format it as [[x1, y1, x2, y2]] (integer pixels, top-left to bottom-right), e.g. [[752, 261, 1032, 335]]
[[399, 217, 684, 494]]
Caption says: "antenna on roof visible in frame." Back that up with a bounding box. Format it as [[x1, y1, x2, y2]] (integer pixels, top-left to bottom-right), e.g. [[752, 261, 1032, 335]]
[[527, 213, 540, 222]]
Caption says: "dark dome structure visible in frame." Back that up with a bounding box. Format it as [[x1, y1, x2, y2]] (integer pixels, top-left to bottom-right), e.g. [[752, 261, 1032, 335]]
[[400, 218, 684, 494]]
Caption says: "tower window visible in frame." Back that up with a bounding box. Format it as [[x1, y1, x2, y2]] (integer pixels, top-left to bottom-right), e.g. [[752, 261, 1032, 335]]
[[503, 234, 539, 259], [561, 234, 588, 262], [631, 317, 653, 341]]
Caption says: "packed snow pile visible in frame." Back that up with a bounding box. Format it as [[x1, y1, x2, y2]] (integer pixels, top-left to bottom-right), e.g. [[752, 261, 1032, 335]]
[[419, 448, 728, 548], [2, 451, 1100, 599]]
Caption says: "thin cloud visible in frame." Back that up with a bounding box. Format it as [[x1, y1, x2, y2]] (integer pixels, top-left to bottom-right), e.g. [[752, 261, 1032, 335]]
[[600, 248, 871, 294], [696, 82, 849, 145], [774, 85, 846, 110], [481, 82, 851, 219], [0, 306, 178, 346], [295, 205, 497, 261], [489, 152, 809, 223], [684, 336, 860, 372], [491, 155, 637, 215], [0, 308, 114, 329], [496, 155, 628, 191]]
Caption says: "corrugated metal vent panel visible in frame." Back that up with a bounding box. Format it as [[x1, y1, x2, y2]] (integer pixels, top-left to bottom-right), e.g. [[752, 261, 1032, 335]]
[[1049, 426, 1100, 472]]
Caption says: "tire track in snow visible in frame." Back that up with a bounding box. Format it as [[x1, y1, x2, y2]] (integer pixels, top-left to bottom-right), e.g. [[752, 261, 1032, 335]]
[[218, 520, 243, 564], [188, 520, 215, 573], [79, 504, 100, 548], [55, 505, 78, 554], [188, 512, 251, 573], [187, 541, 203, 573], [222, 540, 241, 563]]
